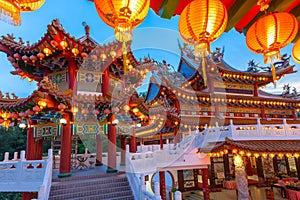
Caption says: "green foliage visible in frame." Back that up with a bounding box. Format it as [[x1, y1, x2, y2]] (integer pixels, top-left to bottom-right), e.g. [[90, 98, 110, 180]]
[[0, 127, 27, 160], [0, 192, 22, 200], [0, 127, 26, 199]]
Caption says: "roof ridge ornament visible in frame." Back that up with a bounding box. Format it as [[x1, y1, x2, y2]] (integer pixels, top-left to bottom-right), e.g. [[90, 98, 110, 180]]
[[82, 22, 90, 36]]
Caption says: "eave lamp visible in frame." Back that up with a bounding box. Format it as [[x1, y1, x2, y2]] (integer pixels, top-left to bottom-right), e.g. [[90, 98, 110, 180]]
[[178, 0, 228, 86], [292, 39, 300, 64], [246, 2, 298, 86], [94, 0, 150, 72], [0, 0, 45, 25]]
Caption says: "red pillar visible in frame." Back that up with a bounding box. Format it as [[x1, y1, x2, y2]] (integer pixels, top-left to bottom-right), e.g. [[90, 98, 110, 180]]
[[129, 125, 137, 153], [107, 114, 118, 173], [26, 120, 37, 160], [96, 134, 103, 166], [68, 58, 77, 91], [261, 105, 265, 118], [58, 113, 72, 178], [160, 133, 163, 150], [23, 121, 38, 200], [36, 138, 44, 160], [102, 68, 110, 96], [254, 83, 258, 97], [120, 136, 126, 166], [202, 168, 210, 200], [292, 108, 297, 118], [159, 171, 166, 200]]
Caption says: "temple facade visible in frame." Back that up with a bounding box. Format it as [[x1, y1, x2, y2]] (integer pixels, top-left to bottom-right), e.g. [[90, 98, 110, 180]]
[[0, 19, 300, 200]]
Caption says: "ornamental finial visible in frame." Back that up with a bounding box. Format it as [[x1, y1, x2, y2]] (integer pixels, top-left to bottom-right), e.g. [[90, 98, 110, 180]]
[[82, 22, 90, 36]]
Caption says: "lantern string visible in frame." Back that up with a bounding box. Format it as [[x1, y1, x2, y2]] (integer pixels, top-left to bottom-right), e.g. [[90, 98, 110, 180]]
[[200, 58, 207, 87], [271, 64, 276, 88], [122, 42, 128, 73]]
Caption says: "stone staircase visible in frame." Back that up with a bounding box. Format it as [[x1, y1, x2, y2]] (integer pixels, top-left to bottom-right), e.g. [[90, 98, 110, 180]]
[[49, 172, 134, 200]]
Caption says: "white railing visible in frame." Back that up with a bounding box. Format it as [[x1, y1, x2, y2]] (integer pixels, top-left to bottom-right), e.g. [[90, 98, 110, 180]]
[[127, 130, 200, 174], [126, 157, 161, 200], [38, 149, 53, 200], [205, 119, 300, 141], [0, 151, 48, 192]]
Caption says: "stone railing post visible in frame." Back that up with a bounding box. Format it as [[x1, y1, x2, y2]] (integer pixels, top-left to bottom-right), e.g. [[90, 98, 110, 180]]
[[13, 152, 18, 161], [175, 191, 182, 200], [155, 182, 160, 198], [4, 152, 9, 161], [20, 150, 26, 161]]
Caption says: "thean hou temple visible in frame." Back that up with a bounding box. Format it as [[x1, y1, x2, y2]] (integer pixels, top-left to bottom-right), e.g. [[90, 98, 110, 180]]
[[0, 0, 300, 200]]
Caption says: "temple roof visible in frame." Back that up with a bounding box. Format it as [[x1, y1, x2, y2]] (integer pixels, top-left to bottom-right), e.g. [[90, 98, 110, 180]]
[[0, 19, 130, 81]]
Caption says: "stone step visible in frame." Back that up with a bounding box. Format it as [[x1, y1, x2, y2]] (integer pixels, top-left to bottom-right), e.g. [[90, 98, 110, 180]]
[[52, 172, 125, 183], [102, 196, 135, 200], [51, 177, 128, 190], [49, 189, 133, 200], [50, 181, 130, 196]]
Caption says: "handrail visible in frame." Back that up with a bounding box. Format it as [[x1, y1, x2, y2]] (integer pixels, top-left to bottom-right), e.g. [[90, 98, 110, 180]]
[[38, 149, 53, 200], [126, 156, 161, 200]]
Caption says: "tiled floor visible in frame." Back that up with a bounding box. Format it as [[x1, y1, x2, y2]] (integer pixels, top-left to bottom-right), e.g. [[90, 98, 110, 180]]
[[183, 186, 286, 200]]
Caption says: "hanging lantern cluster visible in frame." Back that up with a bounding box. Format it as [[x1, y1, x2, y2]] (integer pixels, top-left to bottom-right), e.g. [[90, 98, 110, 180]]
[[292, 39, 300, 64], [0, 0, 45, 26]]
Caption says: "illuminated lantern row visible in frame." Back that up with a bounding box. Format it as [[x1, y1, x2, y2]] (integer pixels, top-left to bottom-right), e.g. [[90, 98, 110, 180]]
[[292, 39, 300, 64], [0, 0, 45, 26], [209, 150, 300, 159]]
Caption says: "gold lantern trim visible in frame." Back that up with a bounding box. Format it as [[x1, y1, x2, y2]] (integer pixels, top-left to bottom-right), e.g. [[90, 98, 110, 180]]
[[94, 0, 150, 43], [0, 0, 44, 25], [292, 39, 300, 64]]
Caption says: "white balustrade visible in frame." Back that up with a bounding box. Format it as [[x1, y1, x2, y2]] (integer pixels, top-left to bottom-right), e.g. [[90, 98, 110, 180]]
[[0, 150, 51, 193], [203, 119, 300, 141], [38, 149, 53, 200]]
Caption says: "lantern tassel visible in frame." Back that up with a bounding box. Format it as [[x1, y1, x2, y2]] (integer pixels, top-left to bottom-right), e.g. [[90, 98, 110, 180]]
[[201, 58, 207, 87], [271, 64, 276, 88], [122, 42, 128, 73]]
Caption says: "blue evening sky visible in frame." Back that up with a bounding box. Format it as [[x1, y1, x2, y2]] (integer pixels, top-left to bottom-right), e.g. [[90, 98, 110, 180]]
[[0, 0, 298, 97]]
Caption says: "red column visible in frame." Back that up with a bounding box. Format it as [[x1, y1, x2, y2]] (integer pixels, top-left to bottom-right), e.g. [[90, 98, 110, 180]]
[[68, 59, 77, 91], [159, 171, 166, 200], [107, 114, 118, 173], [292, 108, 297, 118], [36, 138, 44, 160], [58, 113, 72, 178], [261, 105, 265, 118], [23, 120, 38, 199], [174, 127, 180, 144], [102, 68, 110, 96], [214, 102, 220, 117], [254, 83, 258, 97], [129, 125, 137, 153], [26, 120, 37, 160], [160, 133, 163, 150], [96, 134, 103, 166], [202, 168, 210, 200], [120, 136, 126, 166]]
